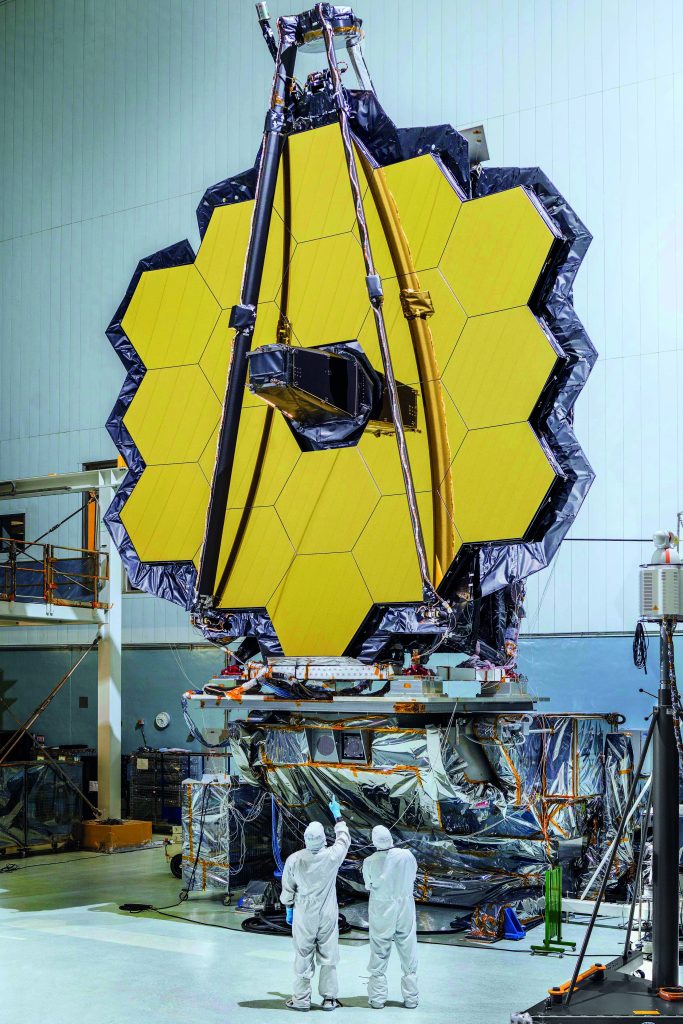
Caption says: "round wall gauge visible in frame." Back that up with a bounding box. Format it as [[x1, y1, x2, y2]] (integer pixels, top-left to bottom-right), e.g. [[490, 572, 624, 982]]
[[155, 711, 171, 730]]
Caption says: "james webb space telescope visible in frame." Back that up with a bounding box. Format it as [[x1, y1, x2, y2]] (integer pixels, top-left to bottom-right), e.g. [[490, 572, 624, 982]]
[[105, 3, 595, 666], [104, 4, 619, 927]]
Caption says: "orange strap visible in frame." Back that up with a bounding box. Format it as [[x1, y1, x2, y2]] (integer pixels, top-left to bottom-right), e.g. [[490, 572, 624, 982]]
[[659, 986, 683, 1002], [548, 964, 605, 996]]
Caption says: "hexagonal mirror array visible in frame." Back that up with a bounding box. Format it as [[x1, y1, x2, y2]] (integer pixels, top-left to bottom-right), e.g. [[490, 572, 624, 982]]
[[107, 113, 589, 658]]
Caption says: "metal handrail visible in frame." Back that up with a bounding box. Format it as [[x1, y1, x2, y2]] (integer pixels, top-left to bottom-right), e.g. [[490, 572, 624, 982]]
[[0, 537, 109, 609]]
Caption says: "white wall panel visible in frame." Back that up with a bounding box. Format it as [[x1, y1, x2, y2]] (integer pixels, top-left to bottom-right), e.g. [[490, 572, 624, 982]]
[[1, 0, 683, 646]]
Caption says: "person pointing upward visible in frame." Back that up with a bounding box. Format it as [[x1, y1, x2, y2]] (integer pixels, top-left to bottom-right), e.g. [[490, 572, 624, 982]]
[[280, 796, 350, 1012]]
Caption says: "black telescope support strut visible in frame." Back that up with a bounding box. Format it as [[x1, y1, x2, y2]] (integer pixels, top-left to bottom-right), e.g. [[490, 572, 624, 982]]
[[196, 30, 296, 601]]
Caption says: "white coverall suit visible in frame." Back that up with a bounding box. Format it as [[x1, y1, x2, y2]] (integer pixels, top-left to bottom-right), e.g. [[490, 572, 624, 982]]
[[362, 825, 419, 1008], [281, 819, 351, 1009]]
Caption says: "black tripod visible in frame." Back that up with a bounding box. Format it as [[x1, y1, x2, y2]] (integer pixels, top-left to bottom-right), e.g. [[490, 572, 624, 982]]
[[516, 617, 683, 1022]]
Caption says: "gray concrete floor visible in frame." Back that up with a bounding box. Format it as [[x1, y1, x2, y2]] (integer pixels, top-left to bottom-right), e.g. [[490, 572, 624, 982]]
[[0, 845, 631, 1024]]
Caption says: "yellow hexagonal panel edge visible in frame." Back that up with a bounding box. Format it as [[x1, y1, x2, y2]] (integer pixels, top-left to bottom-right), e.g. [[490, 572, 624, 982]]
[[285, 233, 370, 348], [353, 491, 435, 603], [200, 304, 281, 404], [357, 277, 419, 384], [439, 186, 558, 316], [451, 422, 557, 543], [123, 365, 221, 467], [121, 463, 209, 563], [195, 201, 290, 307], [121, 264, 220, 369], [274, 123, 363, 243], [267, 552, 373, 657], [214, 506, 295, 609], [358, 393, 433, 496], [276, 448, 380, 554], [200, 406, 300, 507], [419, 268, 467, 377], [380, 153, 464, 271], [442, 306, 559, 429], [357, 271, 467, 388]]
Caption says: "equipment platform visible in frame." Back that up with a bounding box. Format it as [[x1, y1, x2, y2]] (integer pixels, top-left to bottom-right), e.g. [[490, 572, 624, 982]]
[[184, 693, 540, 715], [517, 955, 683, 1023]]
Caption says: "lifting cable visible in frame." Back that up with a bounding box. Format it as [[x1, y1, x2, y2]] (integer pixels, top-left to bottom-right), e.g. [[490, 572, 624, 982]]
[[0, 637, 99, 765], [33, 497, 95, 545], [317, 3, 436, 608], [0, 636, 102, 817]]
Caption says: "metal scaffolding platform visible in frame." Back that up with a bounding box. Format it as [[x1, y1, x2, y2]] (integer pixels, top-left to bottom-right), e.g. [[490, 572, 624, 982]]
[[0, 468, 125, 817]]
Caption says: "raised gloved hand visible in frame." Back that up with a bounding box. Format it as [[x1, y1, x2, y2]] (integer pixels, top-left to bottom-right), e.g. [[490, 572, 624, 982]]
[[328, 796, 342, 821], [285, 906, 293, 925]]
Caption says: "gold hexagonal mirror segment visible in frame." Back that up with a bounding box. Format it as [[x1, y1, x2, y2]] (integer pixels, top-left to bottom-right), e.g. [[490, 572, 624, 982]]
[[200, 407, 300, 506], [121, 463, 209, 564], [267, 552, 374, 657], [196, 202, 289, 307], [439, 187, 559, 316], [123, 365, 221, 466], [378, 154, 464, 272], [442, 306, 560, 429], [285, 233, 370, 347], [274, 123, 362, 243], [276, 448, 380, 554], [451, 422, 557, 543], [121, 264, 220, 368], [354, 492, 436, 603], [213, 506, 295, 609]]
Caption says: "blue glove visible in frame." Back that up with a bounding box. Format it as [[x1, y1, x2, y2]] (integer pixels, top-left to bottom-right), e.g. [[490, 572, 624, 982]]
[[285, 906, 293, 925], [328, 796, 342, 821]]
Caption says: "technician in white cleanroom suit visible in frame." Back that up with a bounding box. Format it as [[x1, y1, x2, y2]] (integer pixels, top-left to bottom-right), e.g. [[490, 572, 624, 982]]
[[280, 797, 351, 1012], [362, 825, 419, 1009]]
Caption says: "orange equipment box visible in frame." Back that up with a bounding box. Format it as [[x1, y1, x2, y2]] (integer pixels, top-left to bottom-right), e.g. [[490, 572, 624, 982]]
[[78, 819, 152, 852]]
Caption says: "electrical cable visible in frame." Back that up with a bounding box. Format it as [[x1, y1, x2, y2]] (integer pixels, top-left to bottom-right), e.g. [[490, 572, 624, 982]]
[[120, 782, 212, 915], [168, 643, 197, 689], [1, 822, 625, 956], [0, 844, 161, 873], [318, 4, 437, 613], [180, 694, 232, 749], [120, 782, 267, 914], [180, 781, 211, 897], [241, 911, 352, 936], [271, 795, 284, 876], [633, 621, 648, 674], [120, 899, 624, 957]]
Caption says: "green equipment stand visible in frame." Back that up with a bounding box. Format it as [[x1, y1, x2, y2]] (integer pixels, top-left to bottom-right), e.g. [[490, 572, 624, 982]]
[[530, 865, 577, 955]]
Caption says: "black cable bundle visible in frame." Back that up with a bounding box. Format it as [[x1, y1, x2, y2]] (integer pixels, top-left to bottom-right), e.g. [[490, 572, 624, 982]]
[[633, 621, 648, 673], [120, 783, 212, 916], [241, 912, 351, 936]]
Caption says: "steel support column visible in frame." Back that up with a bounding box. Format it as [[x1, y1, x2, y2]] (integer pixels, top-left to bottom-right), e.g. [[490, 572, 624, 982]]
[[97, 483, 122, 819], [652, 618, 680, 991]]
